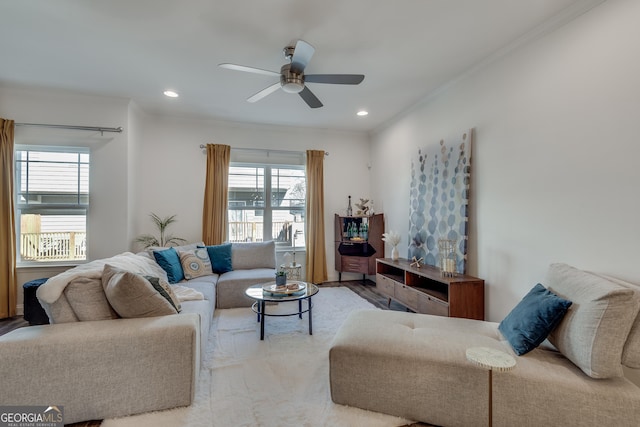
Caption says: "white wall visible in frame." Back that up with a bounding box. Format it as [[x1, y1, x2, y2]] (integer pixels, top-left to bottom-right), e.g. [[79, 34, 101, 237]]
[[133, 114, 371, 281], [370, 0, 640, 384]]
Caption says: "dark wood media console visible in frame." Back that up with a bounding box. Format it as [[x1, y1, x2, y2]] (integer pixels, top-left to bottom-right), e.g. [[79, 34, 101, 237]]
[[376, 258, 485, 320]]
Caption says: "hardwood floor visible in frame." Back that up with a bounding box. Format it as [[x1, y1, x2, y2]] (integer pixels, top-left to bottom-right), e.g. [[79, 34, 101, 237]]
[[1, 279, 430, 427], [324, 278, 412, 311], [0, 315, 29, 336]]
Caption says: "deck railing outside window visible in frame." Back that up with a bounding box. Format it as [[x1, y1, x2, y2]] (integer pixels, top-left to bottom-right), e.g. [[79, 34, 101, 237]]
[[228, 221, 297, 244], [20, 232, 87, 261], [228, 221, 265, 243]]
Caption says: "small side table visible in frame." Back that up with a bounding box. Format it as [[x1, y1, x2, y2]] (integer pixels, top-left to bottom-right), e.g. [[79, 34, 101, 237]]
[[279, 263, 302, 281], [466, 347, 516, 427]]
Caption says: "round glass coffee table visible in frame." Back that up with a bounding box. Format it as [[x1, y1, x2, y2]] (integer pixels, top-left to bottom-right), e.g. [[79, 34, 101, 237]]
[[245, 282, 319, 340]]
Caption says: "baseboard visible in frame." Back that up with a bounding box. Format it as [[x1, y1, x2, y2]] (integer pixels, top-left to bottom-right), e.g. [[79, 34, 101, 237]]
[[16, 303, 24, 317]]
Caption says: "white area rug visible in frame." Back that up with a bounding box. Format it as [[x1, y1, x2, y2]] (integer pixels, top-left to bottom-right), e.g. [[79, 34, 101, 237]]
[[102, 287, 410, 427]]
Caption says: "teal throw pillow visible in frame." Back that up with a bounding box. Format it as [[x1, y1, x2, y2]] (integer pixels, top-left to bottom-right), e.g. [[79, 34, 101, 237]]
[[153, 247, 184, 284], [499, 283, 572, 356], [203, 243, 233, 274]]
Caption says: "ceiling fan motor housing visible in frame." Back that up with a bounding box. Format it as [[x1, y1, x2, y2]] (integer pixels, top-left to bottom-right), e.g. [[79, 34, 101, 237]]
[[280, 64, 304, 93]]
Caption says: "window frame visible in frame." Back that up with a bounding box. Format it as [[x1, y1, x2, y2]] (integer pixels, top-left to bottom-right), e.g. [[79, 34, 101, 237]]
[[14, 144, 90, 266], [227, 162, 305, 248]]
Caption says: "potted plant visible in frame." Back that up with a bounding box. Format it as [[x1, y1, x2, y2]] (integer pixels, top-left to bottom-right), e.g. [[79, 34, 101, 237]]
[[275, 270, 287, 286], [135, 213, 187, 249]]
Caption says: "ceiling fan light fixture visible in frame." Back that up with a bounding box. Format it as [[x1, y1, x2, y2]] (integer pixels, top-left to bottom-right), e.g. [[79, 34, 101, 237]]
[[357, 110, 369, 116], [163, 90, 179, 98], [280, 64, 304, 93], [281, 80, 304, 94]]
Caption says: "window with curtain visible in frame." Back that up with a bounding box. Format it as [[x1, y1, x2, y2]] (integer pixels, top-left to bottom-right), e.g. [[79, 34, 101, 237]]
[[14, 145, 89, 264], [228, 163, 305, 249]]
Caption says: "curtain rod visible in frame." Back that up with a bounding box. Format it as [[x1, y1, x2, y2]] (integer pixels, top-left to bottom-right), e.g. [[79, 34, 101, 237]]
[[15, 122, 124, 135], [199, 145, 328, 156]]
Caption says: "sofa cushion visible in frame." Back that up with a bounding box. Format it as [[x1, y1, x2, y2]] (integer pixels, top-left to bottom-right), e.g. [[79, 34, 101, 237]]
[[64, 277, 119, 321], [216, 268, 276, 308], [153, 247, 184, 283], [499, 283, 572, 355], [231, 241, 276, 270], [203, 243, 233, 274], [177, 248, 213, 280], [493, 337, 640, 427], [102, 264, 178, 318], [43, 293, 79, 324], [545, 263, 640, 378], [330, 310, 506, 427]]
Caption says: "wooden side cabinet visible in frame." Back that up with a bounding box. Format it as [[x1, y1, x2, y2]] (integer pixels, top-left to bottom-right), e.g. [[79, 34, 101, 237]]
[[335, 213, 384, 281], [376, 258, 485, 320]]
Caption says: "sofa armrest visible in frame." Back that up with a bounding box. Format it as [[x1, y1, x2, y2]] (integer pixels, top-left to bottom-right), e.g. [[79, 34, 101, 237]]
[[0, 313, 200, 424]]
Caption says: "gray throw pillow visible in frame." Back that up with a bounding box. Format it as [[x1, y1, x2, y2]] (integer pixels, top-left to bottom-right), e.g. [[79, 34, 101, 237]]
[[102, 264, 178, 318]]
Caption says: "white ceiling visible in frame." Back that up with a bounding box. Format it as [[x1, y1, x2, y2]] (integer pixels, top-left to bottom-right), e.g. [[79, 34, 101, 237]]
[[0, 0, 602, 132]]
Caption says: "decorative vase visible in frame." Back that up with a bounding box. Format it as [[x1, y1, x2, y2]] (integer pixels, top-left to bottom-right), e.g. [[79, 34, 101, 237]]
[[391, 246, 399, 261], [275, 274, 287, 285]]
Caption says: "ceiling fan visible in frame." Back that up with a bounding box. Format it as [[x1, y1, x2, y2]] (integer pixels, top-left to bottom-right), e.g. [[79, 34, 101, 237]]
[[219, 40, 365, 108]]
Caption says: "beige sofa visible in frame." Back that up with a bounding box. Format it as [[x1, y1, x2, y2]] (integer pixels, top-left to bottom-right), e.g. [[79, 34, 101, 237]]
[[0, 241, 276, 424], [330, 263, 640, 427]]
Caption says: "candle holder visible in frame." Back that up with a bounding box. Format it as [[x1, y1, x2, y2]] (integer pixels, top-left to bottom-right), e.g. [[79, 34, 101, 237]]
[[438, 238, 457, 277]]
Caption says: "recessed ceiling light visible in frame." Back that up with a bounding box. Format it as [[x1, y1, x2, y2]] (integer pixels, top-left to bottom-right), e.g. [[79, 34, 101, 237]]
[[163, 90, 179, 98], [357, 110, 369, 116]]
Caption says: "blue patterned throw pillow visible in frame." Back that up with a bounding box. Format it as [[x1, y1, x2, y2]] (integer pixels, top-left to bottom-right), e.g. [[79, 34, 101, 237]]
[[177, 248, 213, 280]]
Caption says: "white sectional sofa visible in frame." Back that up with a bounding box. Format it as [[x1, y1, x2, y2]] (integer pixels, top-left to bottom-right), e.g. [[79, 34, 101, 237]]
[[0, 241, 276, 424], [330, 263, 640, 427]]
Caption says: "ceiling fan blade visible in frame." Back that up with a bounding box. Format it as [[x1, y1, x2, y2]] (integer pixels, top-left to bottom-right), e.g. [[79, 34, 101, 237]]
[[290, 40, 315, 73], [219, 63, 280, 77], [247, 82, 281, 103], [298, 86, 323, 108], [304, 74, 365, 85]]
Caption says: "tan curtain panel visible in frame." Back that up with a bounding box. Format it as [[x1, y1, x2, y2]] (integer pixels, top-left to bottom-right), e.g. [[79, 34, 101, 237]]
[[305, 150, 327, 284], [202, 144, 231, 245], [0, 118, 17, 319]]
